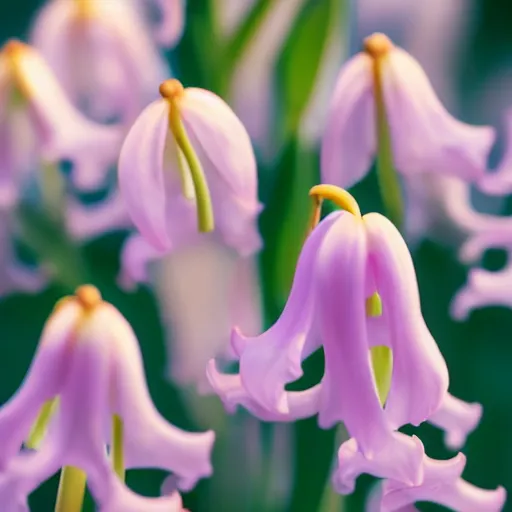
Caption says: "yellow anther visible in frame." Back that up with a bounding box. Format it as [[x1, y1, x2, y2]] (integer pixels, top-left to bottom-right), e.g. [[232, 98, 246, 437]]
[[363, 33, 394, 60], [75, 285, 102, 311], [159, 79, 185, 101]]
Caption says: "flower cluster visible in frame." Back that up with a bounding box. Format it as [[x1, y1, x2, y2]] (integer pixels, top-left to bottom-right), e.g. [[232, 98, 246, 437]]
[[0, 1, 508, 510]]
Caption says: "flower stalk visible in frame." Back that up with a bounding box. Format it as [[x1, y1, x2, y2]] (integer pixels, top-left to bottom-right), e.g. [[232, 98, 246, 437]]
[[365, 34, 404, 229], [112, 414, 125, 481], [54, 466, 87, 512], [160, 79, 215, 233]]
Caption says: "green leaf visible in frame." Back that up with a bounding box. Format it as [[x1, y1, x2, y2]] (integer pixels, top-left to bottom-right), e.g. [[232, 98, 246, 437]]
[[275, 0, 341, 142]]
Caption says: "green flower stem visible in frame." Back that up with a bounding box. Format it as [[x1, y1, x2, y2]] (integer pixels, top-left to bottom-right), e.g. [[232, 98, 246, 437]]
[[373, 56, 404, 230], [366, 292, 393, 406], [112, 414, 125, 481], [169, 101, 214, 233], [40, 162, 66, 224], [25, 397, 59, 449], [54, 466, 87, 512]]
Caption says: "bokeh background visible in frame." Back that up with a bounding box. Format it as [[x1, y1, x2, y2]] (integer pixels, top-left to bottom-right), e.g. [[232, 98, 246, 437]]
[[0, 0, 511, 510]]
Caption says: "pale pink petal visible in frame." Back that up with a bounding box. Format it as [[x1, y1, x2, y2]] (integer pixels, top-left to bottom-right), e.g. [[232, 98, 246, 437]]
[[118, 234, 166, 290], [206, 360, 321, 420], [118, 99, 170, 250], [101, 304, 214, 491], [428, 393, 482, 450], [231, 212, 339, 414], [320, 53, 376, 188], [14, 45, 122, 191], [384, 48, 495, 181], [479, 109, 512, 195], [332, 434, 425, 495], [364, 212, 449, 429], [152, 0, 185, 48], [66, 191, 132, 242]]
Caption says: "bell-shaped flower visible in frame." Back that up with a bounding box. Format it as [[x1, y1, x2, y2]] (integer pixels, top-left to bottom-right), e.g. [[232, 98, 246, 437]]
[[209, 185, 448, 480], [31, 0, 168, 126], [0, 39, 121, 193], [479, 109, 512, 195], [0, 285, 214, 509], [451, 225, 512, 319], [118, 78, 262, 255], [321, 33, 495, 189]]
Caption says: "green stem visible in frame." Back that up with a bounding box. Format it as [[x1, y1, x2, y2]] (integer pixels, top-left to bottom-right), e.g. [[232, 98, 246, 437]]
[[169, 102, 214, 233], [25, 397, 59, 449], [373, 57, 404, 229], [54, 466, 87, 512], [112, 414, 125, 481]]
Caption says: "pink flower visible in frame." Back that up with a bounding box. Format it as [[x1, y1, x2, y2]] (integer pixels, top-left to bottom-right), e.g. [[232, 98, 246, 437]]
[[31, 0, 168, 125], [0, 286, 214, 509], [0, 40, 121, 193], [321, 33, 494, 189]]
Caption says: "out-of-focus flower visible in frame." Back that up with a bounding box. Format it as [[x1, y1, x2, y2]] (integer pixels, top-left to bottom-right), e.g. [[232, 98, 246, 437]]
[[0, 210, 47, 297], [117, 78, 262, 389], [141, 0, 185, 48], [0, 40, 121, 192], [404, 175, 504, 248], [321, 33, 495, 190], [0, 286, 214, 509], [451, 225, 512, 319], [363, 451, 505, 511], [479, 110, 512, 195], [118, 78, 262, 254], [380, 453, 505, 511], [209, 185, 447, 475], [31, 0, 168, 125]]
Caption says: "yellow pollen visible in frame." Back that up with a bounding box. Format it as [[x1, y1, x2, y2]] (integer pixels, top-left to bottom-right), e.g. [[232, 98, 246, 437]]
[[75, 285, 102, 311], [363, 33, 393, 59], [159, 79, 185, 101], [3, 39, 28, 58]]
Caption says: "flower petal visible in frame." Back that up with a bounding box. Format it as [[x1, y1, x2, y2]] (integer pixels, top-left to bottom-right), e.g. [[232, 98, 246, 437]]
[[479, 109, 512, 195], [364, 212, 449, 428], [427, 393, 482, 450], [207, 360, 321, 420], [15, 45, 122, 191], [152, 0, 185, 48], [332, 433, 425, 495], [0, 301, 80, 468], [384, 48, 495, 181], [320, 53, 376, 188], [181, 88, 259, 207], [232, 212, 339, 414], [118, 234, 166, 290], [102, 304, 214, 491], [382, 454, 506, 512], [118, 99, 170, 250]]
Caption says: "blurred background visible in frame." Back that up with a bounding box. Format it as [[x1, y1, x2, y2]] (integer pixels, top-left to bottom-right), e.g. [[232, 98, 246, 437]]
[[0, 0, 511, 510]]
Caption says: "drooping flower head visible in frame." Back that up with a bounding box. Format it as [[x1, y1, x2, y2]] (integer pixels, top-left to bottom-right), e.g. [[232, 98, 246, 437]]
[[118, 78, 262, 256], [31, 0, 168, 125], [0, 285, 214, 510], [209, 184, 449, 482], [0, 39, 121, 193], [321, 33, 495, 190]]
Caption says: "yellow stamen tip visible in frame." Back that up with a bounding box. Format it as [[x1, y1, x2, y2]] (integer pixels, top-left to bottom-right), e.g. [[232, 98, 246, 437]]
[[75, 285, 102, 311], [159, 79, 185, 101], [363, 33, 393, 59], [3, 39, 27, 58], [309, 184, 361, 218]]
